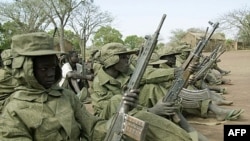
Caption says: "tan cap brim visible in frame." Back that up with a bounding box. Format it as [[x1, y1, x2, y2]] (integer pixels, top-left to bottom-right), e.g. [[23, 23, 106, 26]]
[[149, 59, 168, 65], [114, 50, 138, 55]]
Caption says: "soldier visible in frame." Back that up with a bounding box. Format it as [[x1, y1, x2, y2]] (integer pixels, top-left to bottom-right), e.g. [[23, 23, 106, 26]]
[[0, 32, 194, 141], [0, 32, 145, 141], [59, 51, 93, 93], [92, 42, 209, 141], [0, 49, 17, 113], [58, 50, 93, 103], [87, 48, 102, 95], [212, 58, 231, 76], [175, 44, 193, 67], [138, 52, 174, 107], [198, 55, 231, 94], [157, 50, 243, 121]]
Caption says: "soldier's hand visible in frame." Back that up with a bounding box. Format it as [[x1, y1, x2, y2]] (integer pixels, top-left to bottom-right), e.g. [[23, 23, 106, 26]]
[[188, 61, 199, 73], [188, 74, 196, 84], [148, 100, 179, 117], [83, 74, 94, 81], [123, 89, 139, 109]]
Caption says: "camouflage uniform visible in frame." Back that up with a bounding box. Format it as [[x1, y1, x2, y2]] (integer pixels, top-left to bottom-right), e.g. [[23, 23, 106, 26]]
[[138, 52, 175, 107], [92, 43, 193, 141], [146, 51, 211, 118], [0, 49, 17, 113], [0, 32, 108, 141], [174, 45, 192, 67]]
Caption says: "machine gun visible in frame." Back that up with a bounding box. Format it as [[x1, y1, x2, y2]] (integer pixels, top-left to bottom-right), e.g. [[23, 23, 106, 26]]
[[104, 14, 167, 141], [162, 21, 219, 125]]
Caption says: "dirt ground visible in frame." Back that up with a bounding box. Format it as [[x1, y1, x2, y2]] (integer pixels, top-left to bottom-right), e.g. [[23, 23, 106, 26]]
[[189, 50, 250, 141], [85, 50, 250, 141]]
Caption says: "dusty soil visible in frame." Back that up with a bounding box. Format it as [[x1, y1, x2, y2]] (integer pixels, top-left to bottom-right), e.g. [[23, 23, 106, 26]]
[[85, 50, 250, 141], [189, 50, 250, 141]]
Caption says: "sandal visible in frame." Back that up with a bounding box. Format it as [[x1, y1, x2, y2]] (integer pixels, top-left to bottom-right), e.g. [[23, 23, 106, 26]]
[[224, 109, 244, 120]]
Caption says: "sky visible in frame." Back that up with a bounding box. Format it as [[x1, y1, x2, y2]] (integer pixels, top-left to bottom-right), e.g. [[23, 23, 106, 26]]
[[93, 0, 250, 43], [1, 0, 249, 43]]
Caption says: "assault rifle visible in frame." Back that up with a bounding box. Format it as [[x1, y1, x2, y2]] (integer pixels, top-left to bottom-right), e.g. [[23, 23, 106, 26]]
[[193, 44, 225, 82], [104, 14, 167, 141], [198, 43, 221, 68], [162, 21, 219, 125]]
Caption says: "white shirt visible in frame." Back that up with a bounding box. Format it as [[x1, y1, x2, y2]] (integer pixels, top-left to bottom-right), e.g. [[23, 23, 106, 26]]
[[59, 62, 82, 87]]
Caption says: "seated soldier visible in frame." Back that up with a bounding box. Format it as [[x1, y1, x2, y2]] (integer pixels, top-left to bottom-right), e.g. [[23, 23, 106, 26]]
[[158, 50, 243, 121], [0, 32, 193, 141], [212, 58, 231, 76], [58, 50, 93, 103], [92, 42, 209, 141], [140, 52, 214, 108], [0, 49, 17, 113]]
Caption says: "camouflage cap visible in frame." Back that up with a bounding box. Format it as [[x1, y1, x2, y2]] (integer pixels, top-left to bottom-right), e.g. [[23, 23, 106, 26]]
[[1, 49, 12, 66], [11, 32, 63, 57], [175, 45, 192, 53], [159, 50, 181, 58], [102, 42, 137, 55], [100, 42, 137, 68], [149, 52, 168, 65]]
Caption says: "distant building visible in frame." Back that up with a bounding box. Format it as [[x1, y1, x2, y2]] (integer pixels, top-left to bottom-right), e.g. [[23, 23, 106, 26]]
[[180, 32, 226, 52], [53, 37, 74, 53]]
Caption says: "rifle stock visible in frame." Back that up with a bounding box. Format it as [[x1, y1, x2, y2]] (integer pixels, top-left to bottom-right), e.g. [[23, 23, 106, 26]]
[[104, 14, 167, 141]]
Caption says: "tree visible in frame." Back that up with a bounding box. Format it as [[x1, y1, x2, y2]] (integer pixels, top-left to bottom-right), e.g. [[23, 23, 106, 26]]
[[47, 28, 79, 51], [187, 28, 204, 33], [218, 6, 250, 47], [124, 35, 144, 50], [156, 42, 165, 50], [92, 26, 123, 47], [41, 0, 92, 52], [0, 21, 24, 51], [68, 1, 113, 60], [168, 28, 186, 47], [0, 0, 50, 32]]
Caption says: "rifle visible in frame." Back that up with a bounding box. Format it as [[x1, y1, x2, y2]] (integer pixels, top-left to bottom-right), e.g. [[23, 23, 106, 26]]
[[193, 44, 225, 82], [104, 14, 167, 141], [162, 21, 219, 125], [198, 43, 222, 68]]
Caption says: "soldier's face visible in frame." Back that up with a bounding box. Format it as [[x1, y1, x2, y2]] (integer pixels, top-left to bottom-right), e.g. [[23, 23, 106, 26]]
[[114, 54, 130, 73], [70, 52, 79, 64], [181, 51, 190, 59], [161, 55, 176, 67], [33, 55, 58, 89]]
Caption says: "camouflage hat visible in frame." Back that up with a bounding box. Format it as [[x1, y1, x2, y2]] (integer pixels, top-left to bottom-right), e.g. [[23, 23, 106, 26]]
[[149, 52, 168, 65], [100, 42, 137, 68], [159, 50, 181, 58], [175, 45, 192, 53], [11, 32, 63, 57], [1, 49, 12, 66]]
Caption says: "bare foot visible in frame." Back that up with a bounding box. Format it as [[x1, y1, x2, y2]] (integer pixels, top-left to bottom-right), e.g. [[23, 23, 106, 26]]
[[212, 100, 233, 106], [222, 79, 233, 85]]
